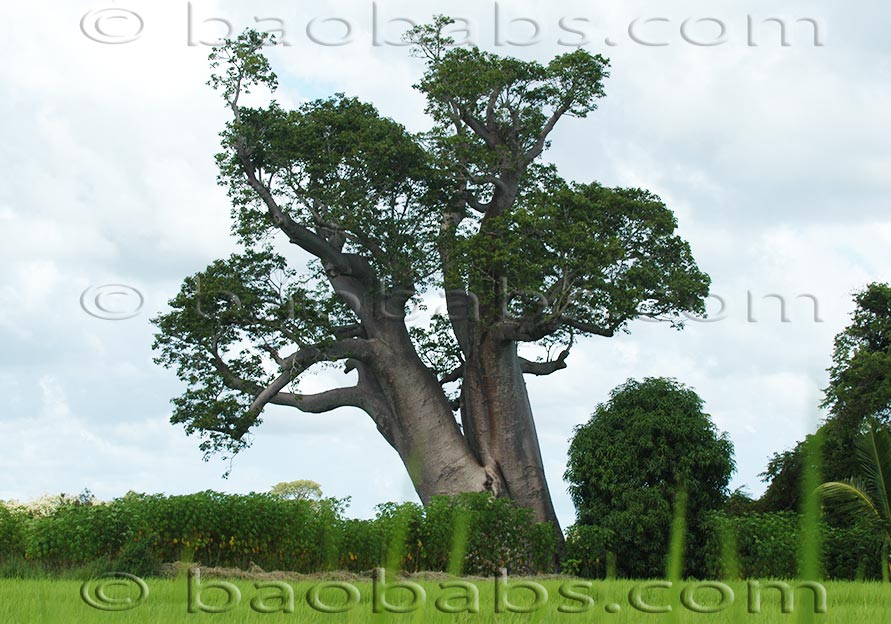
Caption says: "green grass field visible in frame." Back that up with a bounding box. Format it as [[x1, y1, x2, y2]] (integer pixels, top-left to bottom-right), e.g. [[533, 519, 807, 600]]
[[1, 575, 888, 623]]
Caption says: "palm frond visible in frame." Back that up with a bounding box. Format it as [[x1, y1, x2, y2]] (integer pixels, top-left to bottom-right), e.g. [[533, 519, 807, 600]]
[[817, 479, 881, 521], [856, 420, 891, 527]]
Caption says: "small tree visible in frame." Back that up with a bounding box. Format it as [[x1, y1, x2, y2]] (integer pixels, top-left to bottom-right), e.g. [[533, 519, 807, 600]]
[[565, 377, 734, 578], [270, 480, 323, 501]]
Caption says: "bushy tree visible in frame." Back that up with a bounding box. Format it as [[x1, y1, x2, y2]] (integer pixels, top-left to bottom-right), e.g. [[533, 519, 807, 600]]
[[565, 377, 734, 577], [152, 19, 710, 528]]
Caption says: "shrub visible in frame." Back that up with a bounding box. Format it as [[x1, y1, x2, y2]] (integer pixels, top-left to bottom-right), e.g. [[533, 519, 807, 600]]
[[561, 524, 614, 578], [822, 520, 884, 580]]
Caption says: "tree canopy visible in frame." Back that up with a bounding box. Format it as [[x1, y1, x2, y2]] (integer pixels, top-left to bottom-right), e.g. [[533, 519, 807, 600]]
[[152, 19, 710, 525]]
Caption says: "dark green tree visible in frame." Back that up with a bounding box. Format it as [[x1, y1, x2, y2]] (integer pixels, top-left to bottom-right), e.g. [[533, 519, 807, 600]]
[[822, 283, 891, 457], [152, 20, 710, 528], [760, 283, 891, 512], [565, 377, 734, 577]]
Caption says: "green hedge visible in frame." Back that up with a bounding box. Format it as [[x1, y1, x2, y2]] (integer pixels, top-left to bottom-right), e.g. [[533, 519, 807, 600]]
[[6, 497, 885, 580], [704, 512, 885, 580], [0, 492, 557, 577], [562, 511, 886, 580], [0, 505, 26, 561]]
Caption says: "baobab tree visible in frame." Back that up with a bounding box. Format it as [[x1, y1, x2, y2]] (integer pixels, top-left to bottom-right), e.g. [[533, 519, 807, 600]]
[[152, 18, 710, 529]]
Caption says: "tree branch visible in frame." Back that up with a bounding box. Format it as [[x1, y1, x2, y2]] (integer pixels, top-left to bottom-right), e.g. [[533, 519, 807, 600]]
[[560, 316, 616, 337], [492, 317, 561, 342], [238, 155, 355, 276], [524, 98, 574, 164], [440, 365, 464, 385], [212, 338, 378, 418], [519, 348, 570, 376], [273, 386, 363, 413], [452, 98, 497, 148], [333, 324, 367, 339], [222, 67, 356, 278]]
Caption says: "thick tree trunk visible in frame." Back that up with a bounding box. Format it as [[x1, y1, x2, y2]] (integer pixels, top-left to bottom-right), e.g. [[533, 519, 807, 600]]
[[357, 307, 560, 535], [457, 334, 561, 529], [368, 324, 559, 535], [481, 338, 559, 527], [369, 322, 507, 503]]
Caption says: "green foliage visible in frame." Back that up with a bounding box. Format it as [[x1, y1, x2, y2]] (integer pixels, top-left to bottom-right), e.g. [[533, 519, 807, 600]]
[[561, 524, 614, 578], [411, 27, 609, 181], [421, 493, 557, 575], [455, 177, 710, 330], [702, 511, 885, 580], [818, 420, 891, 574], [215, 93, 439, 288], [112, 531, 164, 578], [336, 494, 556, 575], [565, 377, 735, 578], [151, 249, 345, 460], [5, 491, 557, 577], [25, 499, 133, 569], [822, 519, 886, 580], [726, 487, 759, 516], [0, 504, 26, 561], [823, 283, 891, 425], [21, 492, 343, 573], [126, 491, 343, 571], [207, 30, 278, 104]]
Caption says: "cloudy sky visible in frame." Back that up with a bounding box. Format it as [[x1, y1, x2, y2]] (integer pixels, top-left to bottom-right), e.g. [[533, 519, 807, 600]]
[[1, 0, 889, 530]]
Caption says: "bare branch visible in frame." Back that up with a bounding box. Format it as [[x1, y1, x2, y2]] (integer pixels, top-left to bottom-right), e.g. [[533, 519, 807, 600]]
[[452, 99, 498, 147], [464, 192, 491, 214], [492, 317, 561, 342], [212, 338, 379, 421], [274, 386, 363, 413], [519, 348, 570, 376]]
